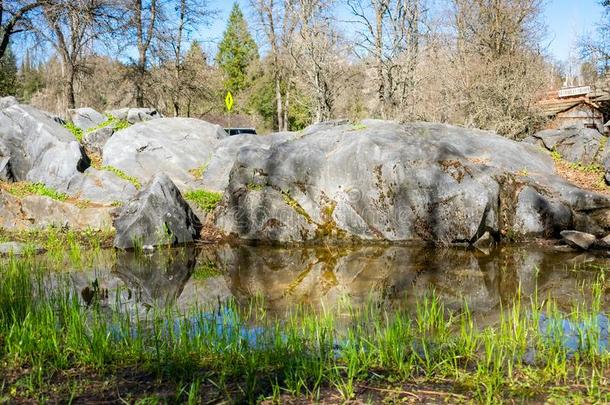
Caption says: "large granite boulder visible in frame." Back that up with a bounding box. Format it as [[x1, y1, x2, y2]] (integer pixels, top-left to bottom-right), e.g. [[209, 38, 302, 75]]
[[215, 121, 610, 244], [0, 97, 89, 190], [524, 126, 605, 165], [202, 131, 297, 192], [103, 118, 227, 190], [69, 107, 106, 132], [113, 173, 202, 249]]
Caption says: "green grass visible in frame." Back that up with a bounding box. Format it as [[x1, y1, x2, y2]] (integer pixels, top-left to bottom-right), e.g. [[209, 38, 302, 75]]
[[184, 189, 223, 212], [101, 165, 141, 189], [88, 114, 130, 133], [3, 182, 68, 201], [0, 256, 610, 403]]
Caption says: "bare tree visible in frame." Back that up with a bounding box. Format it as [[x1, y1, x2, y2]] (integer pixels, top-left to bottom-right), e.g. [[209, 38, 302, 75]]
[[156, 0, 214, 116], [250, 0, 297, 130], [0, 0, 46, 60], [580, 0, 610, 73], [123, 0, 160, 107], [289, 0, 343, 123], [38, 0, 119, 109], [449, 0, 547, 138], [347, 0, 425, 120]]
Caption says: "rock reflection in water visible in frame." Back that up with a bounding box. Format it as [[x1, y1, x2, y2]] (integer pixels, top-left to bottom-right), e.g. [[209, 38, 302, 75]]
[[66, 244, 610, 318], [214, 244, 610, 315], [112, 247, 197, 308]]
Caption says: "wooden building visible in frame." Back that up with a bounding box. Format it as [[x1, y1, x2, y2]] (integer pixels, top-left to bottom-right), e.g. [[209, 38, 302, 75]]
[[539, 86, 606, 133]]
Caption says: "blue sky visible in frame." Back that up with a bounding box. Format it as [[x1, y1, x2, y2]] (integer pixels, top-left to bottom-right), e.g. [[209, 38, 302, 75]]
[[204, 0, 606, 64]]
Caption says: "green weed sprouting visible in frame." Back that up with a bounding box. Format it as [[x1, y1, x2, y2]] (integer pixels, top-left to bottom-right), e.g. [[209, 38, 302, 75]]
[[64, 121, 84, 142], [184, 189, 223, 212], [64, 114, 130, 145], [4, 182, 68, 201], [101, 165, 141, 189]]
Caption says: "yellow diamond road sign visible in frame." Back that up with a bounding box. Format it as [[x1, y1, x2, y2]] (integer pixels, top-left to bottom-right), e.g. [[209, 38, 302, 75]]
[[225, 91, 234, 112]]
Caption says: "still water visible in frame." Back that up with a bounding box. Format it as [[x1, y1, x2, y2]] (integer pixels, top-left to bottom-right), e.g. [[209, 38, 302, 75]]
[[35, 243, 610, 324]]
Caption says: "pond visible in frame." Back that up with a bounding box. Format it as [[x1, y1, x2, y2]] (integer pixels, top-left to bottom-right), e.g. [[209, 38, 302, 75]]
[[33, 242, 610, 323]]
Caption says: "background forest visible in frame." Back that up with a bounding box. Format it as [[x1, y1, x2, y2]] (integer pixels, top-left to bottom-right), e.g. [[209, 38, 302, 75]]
[[0, 0, 608, 137]]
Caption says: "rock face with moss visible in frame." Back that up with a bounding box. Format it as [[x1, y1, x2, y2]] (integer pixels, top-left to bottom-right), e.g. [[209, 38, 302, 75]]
[[113, 173, 202, 249], [215, 120, 610, 244], [103, 118, 228, 191]]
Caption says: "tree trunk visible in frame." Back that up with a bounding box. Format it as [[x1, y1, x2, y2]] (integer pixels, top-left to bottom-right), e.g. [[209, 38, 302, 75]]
[[283, 86, 289, 131], [275, 75, 283, 130], [66, 65, 76, 109]]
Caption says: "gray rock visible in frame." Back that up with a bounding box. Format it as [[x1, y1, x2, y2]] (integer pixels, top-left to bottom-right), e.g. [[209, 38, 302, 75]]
[[82, 126, 114, 156], [0, 242, 45, 256], [106, 107, 162, 124], [69, 107, 106, 132], [202, 131, 298, 192], [0, 98, 90, 190], [560, 230, 597, 250], [127, 107, 161, 124], [0, 189, 115, 231], [0, 139, 13, 181], [215, 121, 610, 243], [527, 127, 604, 165], [103, 117, 227, 190], [113, 173, 202, 249], [66, 167, 138, 203]]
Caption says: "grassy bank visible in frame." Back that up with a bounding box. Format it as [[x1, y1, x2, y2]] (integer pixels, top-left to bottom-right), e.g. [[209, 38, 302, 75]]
[[0, 257, 609, 403]]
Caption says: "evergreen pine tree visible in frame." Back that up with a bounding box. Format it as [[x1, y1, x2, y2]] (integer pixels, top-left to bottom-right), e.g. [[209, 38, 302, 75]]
[[216, 3, 259, 93], [0, 46, 18, 96]]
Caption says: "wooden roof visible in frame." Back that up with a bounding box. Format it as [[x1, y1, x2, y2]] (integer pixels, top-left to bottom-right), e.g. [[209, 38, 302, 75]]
[[539, 98, 602, 117]]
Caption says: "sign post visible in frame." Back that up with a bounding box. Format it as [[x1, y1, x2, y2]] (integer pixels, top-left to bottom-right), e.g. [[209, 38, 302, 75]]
[[225, 91, 234, 132]]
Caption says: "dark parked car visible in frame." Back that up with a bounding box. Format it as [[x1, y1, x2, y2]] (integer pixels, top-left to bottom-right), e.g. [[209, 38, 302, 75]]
[[225, 128, 257, 136]]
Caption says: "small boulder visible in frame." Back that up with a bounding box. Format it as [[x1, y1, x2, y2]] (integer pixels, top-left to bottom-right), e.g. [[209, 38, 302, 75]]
[[69, 107, 106, 132], [560, 230, 597, 250], [82, 126, 114, 156], [113, 173, 202, 249]]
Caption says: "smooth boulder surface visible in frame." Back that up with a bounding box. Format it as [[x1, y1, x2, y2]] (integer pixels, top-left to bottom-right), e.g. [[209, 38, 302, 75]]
[[113, 173, 202, 249], [215, 120, 610, 244], [0, 97, 89, 190], [69, 107, 106, 132], [202, 131, 298, 192], [103, 118, 228, 190], [524, 127, 605, 165]]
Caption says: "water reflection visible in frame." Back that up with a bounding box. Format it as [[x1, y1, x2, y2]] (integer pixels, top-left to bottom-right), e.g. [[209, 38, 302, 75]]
[[62, 243, 610, 319]]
